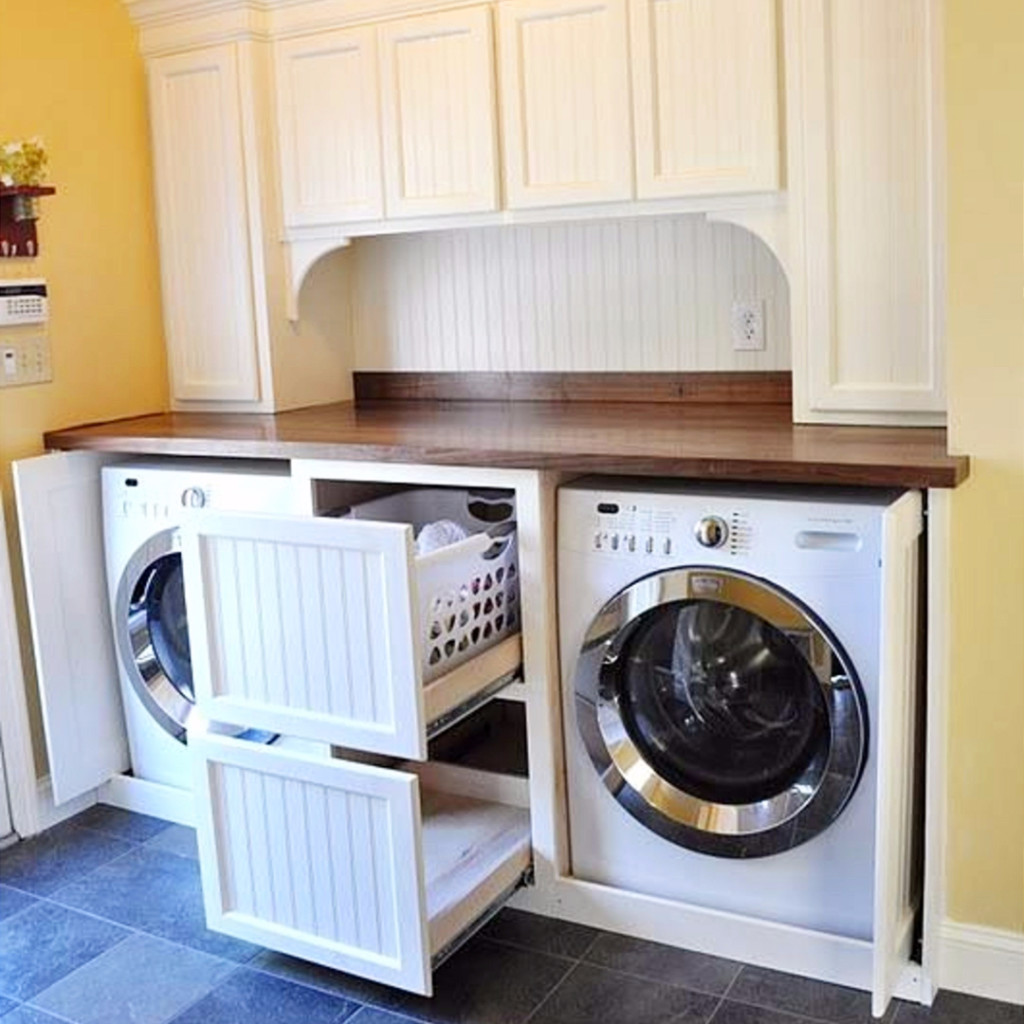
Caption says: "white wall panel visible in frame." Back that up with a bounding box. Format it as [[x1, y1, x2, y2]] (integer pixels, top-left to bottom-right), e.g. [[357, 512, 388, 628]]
[[351, 216, 790, 372]]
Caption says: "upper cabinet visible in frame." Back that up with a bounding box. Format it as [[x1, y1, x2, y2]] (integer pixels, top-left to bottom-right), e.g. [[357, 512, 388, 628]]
[[379, 8, 500, 216], [630, 0, 780, 198], [275, 27, 385, 226], [785, 0, 946, 423], [148, 45, 263, 404], [498, 0, 633, 208]]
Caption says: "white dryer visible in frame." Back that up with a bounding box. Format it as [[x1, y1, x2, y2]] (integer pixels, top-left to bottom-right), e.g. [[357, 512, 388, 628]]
[[102, 460, 304, 791], [558, 478, 921, 942]]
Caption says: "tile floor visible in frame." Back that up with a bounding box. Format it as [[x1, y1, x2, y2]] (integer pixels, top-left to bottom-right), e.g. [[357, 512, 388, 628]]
[[0, 807, 1019, 1024]]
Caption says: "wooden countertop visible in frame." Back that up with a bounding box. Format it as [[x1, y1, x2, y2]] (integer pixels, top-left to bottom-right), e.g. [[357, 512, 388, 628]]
[[44, 400, 968, 489]]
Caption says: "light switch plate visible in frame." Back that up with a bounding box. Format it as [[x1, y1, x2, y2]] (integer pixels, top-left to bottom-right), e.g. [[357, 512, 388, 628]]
[[0, 335, 52, 388]]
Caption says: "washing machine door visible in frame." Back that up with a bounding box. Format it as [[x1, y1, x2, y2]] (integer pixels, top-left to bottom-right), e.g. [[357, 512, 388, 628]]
[[574, 567, 867, 858], [115, 528, 196, 743]]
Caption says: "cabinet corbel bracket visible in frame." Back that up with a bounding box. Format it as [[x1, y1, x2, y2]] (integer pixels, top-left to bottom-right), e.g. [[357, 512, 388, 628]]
[[283, 235, 352, 322]]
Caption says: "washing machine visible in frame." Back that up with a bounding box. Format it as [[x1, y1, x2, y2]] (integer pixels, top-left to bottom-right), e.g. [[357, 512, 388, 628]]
[[102, 460, 305, 791], [558, 478, 921, 941]]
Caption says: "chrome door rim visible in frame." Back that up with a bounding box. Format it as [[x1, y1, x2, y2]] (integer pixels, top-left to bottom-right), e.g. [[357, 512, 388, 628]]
[[574, 567, 867, 857], [115, 528, 197, 743]]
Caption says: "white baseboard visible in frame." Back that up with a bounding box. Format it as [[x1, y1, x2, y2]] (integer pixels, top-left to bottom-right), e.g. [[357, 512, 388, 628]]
[[98, 773, 195, 827], [940, 921, 1024, 1005]]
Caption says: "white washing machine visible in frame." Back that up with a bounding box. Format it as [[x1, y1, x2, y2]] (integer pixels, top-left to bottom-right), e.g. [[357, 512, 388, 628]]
[[102, 460, 305, 791], [558, 478, 921, 941]]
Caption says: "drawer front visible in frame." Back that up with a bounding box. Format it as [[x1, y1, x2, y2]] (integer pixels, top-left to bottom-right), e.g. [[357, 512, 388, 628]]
[[182, 512, 427, 757], [192, 730, 431, 993]]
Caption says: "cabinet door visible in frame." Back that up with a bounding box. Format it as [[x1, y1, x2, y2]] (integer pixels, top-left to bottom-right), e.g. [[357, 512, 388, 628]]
[[630, 0, 779, 198], [275, 27, 384, 226], [148, 44, 262, 404], [12, 453, 128, 804], [379, 7, 499, 217], [498, 0, 633, 209], [786, 0, 946, 423]]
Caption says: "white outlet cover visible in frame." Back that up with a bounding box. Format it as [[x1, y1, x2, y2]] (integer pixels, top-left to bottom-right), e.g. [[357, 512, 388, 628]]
[[731, 300, 766, 351]]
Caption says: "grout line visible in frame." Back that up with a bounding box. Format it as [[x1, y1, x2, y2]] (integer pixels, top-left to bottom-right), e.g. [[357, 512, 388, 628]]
[[519, 959, 578, 1024], [474, 932, 595, 967]]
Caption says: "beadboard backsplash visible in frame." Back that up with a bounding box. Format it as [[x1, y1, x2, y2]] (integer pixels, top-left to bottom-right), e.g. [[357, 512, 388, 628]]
[[349, 215, 790, 373]]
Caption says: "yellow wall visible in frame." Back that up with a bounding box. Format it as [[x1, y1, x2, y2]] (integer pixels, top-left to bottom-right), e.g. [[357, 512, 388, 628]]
[[945, 0, 1024, 931], [0, 0, 168, 773]]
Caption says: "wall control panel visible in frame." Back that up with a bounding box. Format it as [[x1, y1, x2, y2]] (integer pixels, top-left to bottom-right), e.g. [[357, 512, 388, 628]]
[[0, 278, 52, 388], [0, 279, 48, 326]]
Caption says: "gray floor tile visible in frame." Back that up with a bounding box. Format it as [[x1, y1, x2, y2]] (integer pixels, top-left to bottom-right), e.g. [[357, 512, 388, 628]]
[[584, 931, 743, 995], [254, 936, 573, 1024], [143, 825, 198, 861], [30, 932, 235, 1024], [710, 1003, 816, 1024], [51, 847, 258, 963], [480, 909, 598, 960], [728, 967, 896, 1024], [168, 967, 359, 1024], [894, 991, 1024, 1024], [347, 1011, 421, 1024], [529, 963, 719, 1024], [0, 884, 38, 921], [0, 1008, 70, 1024], [0, 901, 129, 1001], [67, 806, 173, 845], [0, 823, 133, 896], [0, 996, 17, 1016]]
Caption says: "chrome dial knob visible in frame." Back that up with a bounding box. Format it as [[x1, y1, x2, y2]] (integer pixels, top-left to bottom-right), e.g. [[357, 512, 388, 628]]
[[181, 487, 207, 509], [694, 515, 729, 549]]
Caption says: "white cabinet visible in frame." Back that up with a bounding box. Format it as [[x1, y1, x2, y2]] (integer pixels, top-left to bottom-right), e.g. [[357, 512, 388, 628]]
[[274, 27, 384, 226], [193, 732, 530, 995], [785, 0, 946, 424], [148, 45, 263, 404], [630, 0, 780, 198], [498, 0, 633, 208], [379, 7, 499, 216]]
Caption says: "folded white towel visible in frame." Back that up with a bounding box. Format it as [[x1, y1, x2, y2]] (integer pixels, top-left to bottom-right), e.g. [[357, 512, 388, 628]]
[[415, 519, 470, 556]]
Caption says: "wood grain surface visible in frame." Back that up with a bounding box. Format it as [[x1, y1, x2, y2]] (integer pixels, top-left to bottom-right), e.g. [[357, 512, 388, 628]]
[[44, 400, 968, 489]]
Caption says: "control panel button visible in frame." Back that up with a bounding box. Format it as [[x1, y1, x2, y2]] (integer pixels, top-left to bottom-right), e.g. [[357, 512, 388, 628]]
[[694, 515, 729, 549], [645, 537, 654, 554], [663, 537, 672, 556], [181, 487, 207, 509], [611, 534, 620, 551], [627, 535, 636, 553]]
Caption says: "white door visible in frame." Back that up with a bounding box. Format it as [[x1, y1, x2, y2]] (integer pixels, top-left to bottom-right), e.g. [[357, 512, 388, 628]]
[[275, 27, 385, 226], [785, 0, 946, 423], [630, 0, 779, 198], [148, 43, 262, 404], [498, 0, 633, 209], [12, 453, 128, 804], [379, 7, 499, 217]]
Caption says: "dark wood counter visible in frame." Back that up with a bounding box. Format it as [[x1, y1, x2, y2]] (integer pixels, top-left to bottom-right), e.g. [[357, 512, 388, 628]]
[[44, 400, 968, 489]]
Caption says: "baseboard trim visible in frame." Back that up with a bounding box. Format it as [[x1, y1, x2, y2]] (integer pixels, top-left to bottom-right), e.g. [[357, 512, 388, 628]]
[[98, 773, 195, 827], [940, 921, 1024, 1005]]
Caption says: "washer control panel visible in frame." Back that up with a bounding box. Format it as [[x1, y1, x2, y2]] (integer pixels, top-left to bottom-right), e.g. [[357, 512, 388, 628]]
[[591, 501, 751, 558]]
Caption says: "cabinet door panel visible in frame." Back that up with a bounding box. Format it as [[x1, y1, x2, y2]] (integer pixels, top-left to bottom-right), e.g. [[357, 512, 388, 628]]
[[149, 45, 261, 403], [380, 7, 499, 216], [275, 27, 384, 226], [499, 0, 633, 208], [630, 0, 779, 198]]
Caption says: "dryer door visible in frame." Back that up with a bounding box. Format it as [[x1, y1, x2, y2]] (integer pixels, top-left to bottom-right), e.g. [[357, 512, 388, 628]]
[[574, 567, 867, 858]]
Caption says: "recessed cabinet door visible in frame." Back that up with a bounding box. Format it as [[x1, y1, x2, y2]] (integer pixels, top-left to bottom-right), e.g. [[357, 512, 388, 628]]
[[630, 0, 779, 198], [498, 0, 633, 209], [148, 44, 262, 404], [379, 7, 499, 217], [275, 27, 384, 226]]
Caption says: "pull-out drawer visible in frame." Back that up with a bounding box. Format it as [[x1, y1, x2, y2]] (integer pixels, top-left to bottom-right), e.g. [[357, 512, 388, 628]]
[[192, 730, 531, 995], [182, 510, 521, 759]]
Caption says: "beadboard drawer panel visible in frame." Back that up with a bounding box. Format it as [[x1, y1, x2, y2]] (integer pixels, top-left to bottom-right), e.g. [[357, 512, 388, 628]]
[[148, 44, 262, 403], [379, 7, 499, 216], [630, 0, 780, 198], [193, 731, 532, 996], [274, 27, 384, 226], [181, 512, 522, 760], [498, 0, 633, 208]]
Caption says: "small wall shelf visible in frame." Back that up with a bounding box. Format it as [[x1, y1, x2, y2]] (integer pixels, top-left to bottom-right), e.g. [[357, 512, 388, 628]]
[[0, 186, 56, 258]]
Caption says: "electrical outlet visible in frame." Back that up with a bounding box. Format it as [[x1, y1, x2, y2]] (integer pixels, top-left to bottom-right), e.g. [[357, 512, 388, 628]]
[[0, 335, 52, 388], [731, 300, 766, 352]]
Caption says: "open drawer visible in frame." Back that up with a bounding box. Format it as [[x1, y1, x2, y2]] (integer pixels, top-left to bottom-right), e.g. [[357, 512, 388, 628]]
[[181, 507, 522, 759], [192, 729, 532, 995]]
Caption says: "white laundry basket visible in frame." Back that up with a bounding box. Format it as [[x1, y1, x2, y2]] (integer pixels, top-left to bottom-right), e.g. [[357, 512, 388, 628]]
[[347, 488, 519, 683]]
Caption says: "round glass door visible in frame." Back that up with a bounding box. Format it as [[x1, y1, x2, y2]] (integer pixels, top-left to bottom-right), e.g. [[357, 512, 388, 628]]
[[115, 529, 196, 742], [574, 568, 867, 858]]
